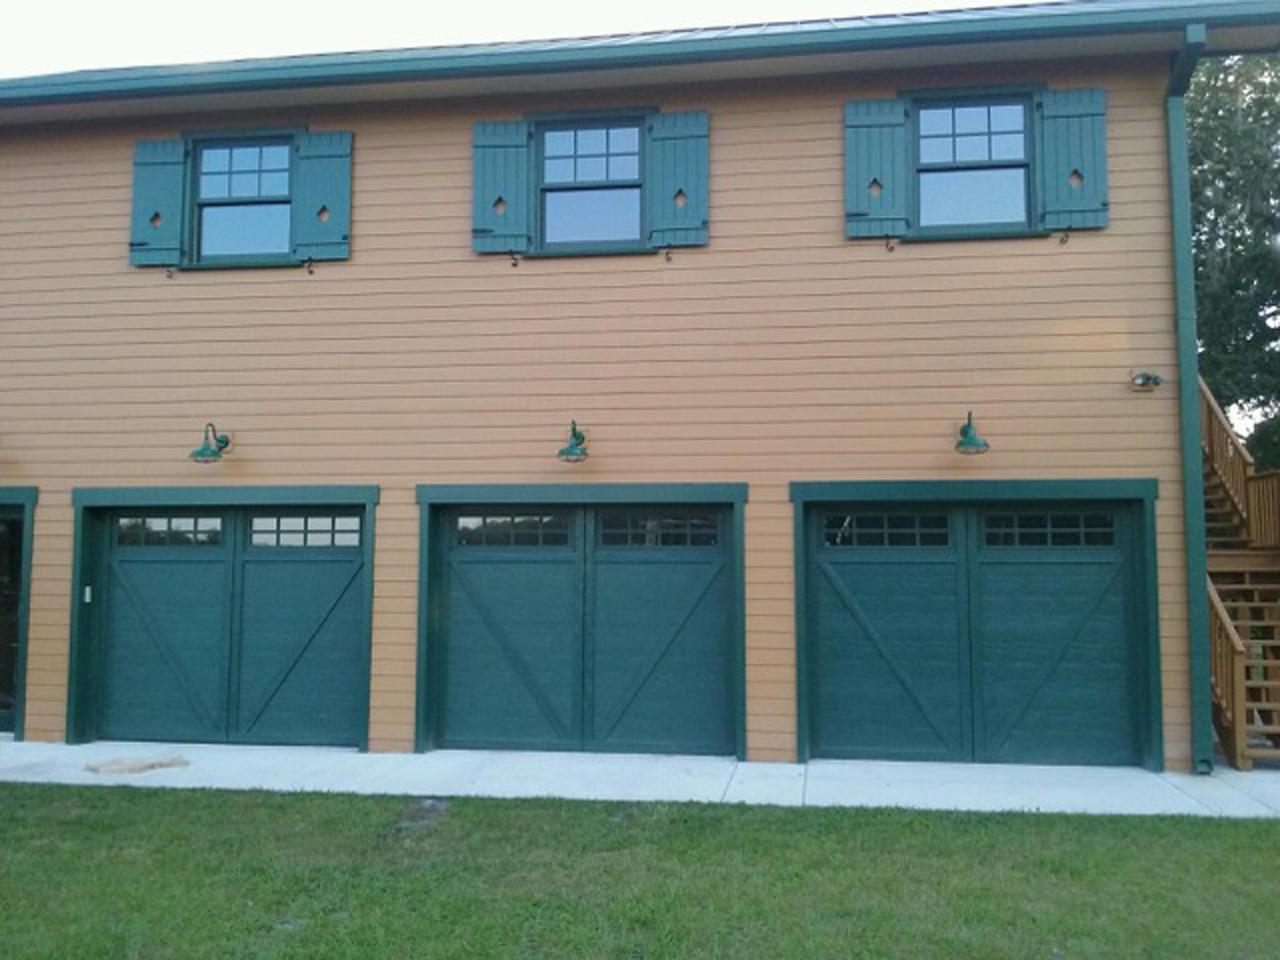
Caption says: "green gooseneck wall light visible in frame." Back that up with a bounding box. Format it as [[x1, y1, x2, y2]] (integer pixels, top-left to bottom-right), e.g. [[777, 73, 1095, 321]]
[[955, 411, 990, 456], [190, 422, 231, 464], [557, 421, 588, 463]]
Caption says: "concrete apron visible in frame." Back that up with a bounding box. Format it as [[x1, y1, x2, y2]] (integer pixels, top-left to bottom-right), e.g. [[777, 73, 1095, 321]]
[[1, 740, 1278, 817]]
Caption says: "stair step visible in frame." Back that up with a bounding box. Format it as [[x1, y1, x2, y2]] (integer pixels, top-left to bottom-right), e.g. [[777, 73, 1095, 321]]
[[1246, 679, 1280, 688], [1215, 583, 1280, 590], [1245, 747, 1280, 760], [1247, 724, 1280, 734]]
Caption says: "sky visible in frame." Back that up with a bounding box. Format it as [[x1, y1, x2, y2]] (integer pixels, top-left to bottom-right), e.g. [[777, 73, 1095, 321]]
[[0, 0, 1035, 80]]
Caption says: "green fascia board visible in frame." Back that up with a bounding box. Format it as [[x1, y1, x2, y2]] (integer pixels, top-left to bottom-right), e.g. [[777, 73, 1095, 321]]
[[2, 2, 1277, 108], [0, 487, 39, 508], [416, 483, 748, 505], [72, 485, 380, 508], [790, 479, 1158, 504]]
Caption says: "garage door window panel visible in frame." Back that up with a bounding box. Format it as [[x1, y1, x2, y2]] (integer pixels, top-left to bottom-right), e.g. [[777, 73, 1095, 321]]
[[251, 514, 361, 548]]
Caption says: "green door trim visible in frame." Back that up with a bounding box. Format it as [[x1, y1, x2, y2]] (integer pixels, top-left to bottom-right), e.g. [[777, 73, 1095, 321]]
[[415, 482, 748, 758], [0, 487, 37, 740], [790, 479, 1163, 770], [66, 485, 378, 749]]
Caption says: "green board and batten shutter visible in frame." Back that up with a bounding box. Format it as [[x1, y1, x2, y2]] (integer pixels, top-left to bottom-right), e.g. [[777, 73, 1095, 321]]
[[129, 130, 353, 266], [843, 99, 911, 239], [293, 131, 353, 261], [129, 140, 187, 266], [472, 121, 532, 253], [646, 111, 710, 248], [1038, 88, 1109, 230]]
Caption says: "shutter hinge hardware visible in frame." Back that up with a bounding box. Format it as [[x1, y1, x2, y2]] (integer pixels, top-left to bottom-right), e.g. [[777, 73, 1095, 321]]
[[509, 251, 521, 268], [303, 258, 316, 275], [885, 237, 898, 253], [663, 247, 674, 263], [1058, 230, 1071, 246]]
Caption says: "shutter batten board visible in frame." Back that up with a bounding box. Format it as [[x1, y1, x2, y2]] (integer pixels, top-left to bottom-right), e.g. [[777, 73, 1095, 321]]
[[1039, 88, 1109, 230], [646, 110, 710, 249], [844, 99, 911, 239], [472, 120, 531, 254], [128, 139, 186, 266], [293, 130, 354, 262]]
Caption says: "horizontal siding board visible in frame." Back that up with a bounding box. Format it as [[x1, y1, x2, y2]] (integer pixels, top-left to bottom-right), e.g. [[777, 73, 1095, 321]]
[[4, 60, 1189, 766]]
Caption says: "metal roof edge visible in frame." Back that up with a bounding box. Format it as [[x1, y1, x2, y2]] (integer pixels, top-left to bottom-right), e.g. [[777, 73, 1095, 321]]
[[1, 1, 1277, 109]]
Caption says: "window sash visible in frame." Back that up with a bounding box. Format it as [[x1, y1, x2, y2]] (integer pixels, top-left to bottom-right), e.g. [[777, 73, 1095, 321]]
[[194, 139, 294, 259], [536, 119, 645, 248]]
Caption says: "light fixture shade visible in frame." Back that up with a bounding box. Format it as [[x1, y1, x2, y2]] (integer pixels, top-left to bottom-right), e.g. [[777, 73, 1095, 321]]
[[955, 411, 990, 456], [557, 420, 588, 463], [191, 422, 231, 464]]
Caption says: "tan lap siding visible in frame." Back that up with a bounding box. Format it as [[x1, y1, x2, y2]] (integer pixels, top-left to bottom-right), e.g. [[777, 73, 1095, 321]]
[[0, 55, 1189, 765]]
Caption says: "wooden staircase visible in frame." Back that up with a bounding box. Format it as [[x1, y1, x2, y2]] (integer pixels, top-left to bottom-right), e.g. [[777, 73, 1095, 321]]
[[1202, 379, 1280, 768]]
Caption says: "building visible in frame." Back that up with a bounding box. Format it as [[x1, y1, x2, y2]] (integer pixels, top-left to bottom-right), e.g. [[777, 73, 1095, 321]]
[[3, 0, 1279, 773]]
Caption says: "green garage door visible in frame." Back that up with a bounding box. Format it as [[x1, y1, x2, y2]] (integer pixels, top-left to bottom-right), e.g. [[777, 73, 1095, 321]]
[[96, 508, 368, 746], [807, 504, 1145, 765], [437, 506, 735, 755]]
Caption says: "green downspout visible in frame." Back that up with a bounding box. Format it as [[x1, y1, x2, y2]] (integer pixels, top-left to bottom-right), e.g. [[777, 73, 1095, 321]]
[[1167, 23, 1212, 773]]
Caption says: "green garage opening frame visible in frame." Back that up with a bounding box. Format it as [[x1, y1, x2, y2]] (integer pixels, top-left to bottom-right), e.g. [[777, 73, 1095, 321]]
[[0, 487, 38, 740], [415, 483, 749, 758], [65, 485, 379, 749], [790, 478, 1164, 770]]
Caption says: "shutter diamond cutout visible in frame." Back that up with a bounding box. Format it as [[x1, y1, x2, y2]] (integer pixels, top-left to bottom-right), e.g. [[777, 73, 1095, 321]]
[[868, 178, 883, 198], [316, 205, 330, 223], [1069, 169, 1084, 189], [492, 197, 507, 216], [673, 189, 687, 209], [148, 212, 163, 229]]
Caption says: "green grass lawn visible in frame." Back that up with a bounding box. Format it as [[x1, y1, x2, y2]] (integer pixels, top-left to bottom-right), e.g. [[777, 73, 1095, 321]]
[[2, 784, 1279, 959]]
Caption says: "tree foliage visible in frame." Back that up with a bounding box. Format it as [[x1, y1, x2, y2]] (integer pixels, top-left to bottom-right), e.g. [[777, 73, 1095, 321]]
[[1187, 56, 1280, 468]]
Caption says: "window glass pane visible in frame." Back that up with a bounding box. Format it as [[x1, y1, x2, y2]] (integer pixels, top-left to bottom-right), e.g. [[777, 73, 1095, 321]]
[[306, 532, 333, 547], [544, 158, 575, 183], [918, 169, 1026, 227], [200, 203, 291, 257], [230, 172, 259, 197], [919, 109, 952, 136], [608, 155, 639, 180], [201, 148, 230, 172], [144, 518, 168, 546], [334, 532, 360, 547], [919, 138, 952, 163], [279, 531, 306, 547], [457, 517, 483, 546], [576, 129, 607, 154], [259, 171, 289, 196], [575, 156, 607, 181], [609, 127, 639, 152], [954, 106, 989, 134], [307, 517, 333, 531], [954, 135, 989, 162], [990, 134, 1025, 161], [252, 517, 277, 531], [544, 131, 575, 156], [544, 188, 641, 244], [989, 104, 1024, 132], [280, 517, 305, 531], [231, 146, 260, 171], [200, 174, 229, 199], [260, 145, 290, 169]]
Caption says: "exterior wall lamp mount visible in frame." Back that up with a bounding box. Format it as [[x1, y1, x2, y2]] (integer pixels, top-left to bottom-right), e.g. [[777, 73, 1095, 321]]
[[955, 411, 990, 456], [190, 422, 231, 464], [557, 421, 588, 463]]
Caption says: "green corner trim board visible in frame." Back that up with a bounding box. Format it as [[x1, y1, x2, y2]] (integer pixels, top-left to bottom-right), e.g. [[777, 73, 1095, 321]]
[[0, 488, 38, 740], [0, 2, 1276, 109], [1167, 25, 1214, 773]]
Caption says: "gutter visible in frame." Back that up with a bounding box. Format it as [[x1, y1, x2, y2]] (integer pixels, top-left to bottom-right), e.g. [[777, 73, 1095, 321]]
[[1165, 23, 1212, 773]]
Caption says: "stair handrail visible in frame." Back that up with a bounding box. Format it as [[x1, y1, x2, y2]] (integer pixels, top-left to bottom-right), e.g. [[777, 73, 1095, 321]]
[[1248, 469, 1280, 548], [1200, 377, 1252, 519], [1207, 576, 1251, 769]]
